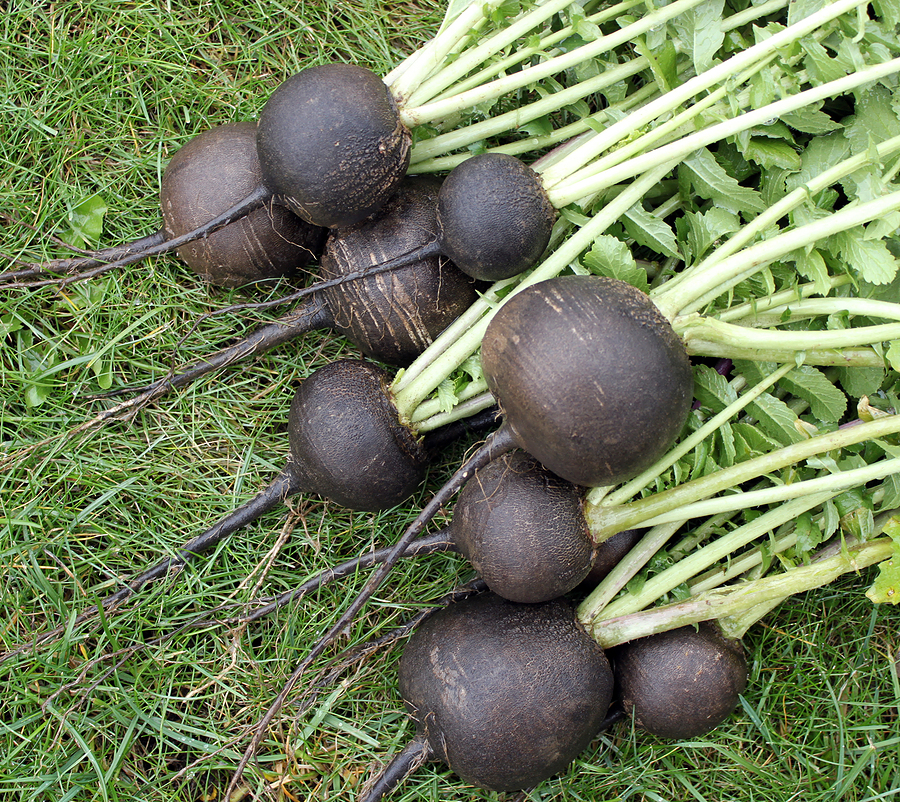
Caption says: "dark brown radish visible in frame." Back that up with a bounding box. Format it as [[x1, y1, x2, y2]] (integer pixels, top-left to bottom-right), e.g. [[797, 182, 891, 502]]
[[580, 528, 645, 589], [332, 152, 557, 283], [257, 63, 411, 229], [364, 592, 614, 797], [611, 621, 748, 739], [288, 275, 695, 720], [449, 450, 594, 603], [317, 175, 476, 365], [159, 122, 325, 287], [481, 275, 693, 488], [7, 64, 411, 282], [2, 123, 324, 288], [102, 176, 476, 403]]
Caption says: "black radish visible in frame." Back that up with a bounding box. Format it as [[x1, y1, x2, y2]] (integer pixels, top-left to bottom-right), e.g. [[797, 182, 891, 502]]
[[159, 122, 325, 287], [447, 449, 593, 603], [611, 622, 748, 739], [481, 275, 693, 488], [317, 175, 475, 365], [580, 528, 644, 590], [4, 123, 325, 288], [329, 152, 557, 283], [104, 176, 476, 403], [363, 592, 615, 797], [7, 64, 411, 283], [257, 63, 411, 229]]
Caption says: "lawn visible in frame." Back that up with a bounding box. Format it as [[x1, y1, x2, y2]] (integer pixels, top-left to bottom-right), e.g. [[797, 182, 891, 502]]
[[1, 2, 898, 801]]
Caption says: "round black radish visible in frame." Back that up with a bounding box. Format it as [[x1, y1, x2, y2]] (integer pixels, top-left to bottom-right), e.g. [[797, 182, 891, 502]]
[[437, 152, 556, 281], [481, 275, 694, 488], [580, 528, 644, 590], [256, 64, 411, 229], [399, 592, 614, 792], [287, 359, 428, 511], [159, 122, 325, 287], [450, 450, 594, 603], [320, 176, 476, 365], [611, 621, 748, 739]]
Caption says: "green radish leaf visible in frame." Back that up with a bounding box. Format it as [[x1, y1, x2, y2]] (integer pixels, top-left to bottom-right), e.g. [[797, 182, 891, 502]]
[[864, 210, 900, 241], [520, 116, 553, 137], [873, 0, 900, 26], [436, 377, 458, 414], [866, 549, 900, 605], [622, 202, 680, 260], [582, 235, 648, 293], [786, 131, 851, 192], [794, 511, 824, 555], [633, 37, 678, 93], [781, 105, 842, 135], [740, 138, 802, 172], [62, 193, 107, 248], [791, 248, 831, 296], [845, 85, 900, 155], [801, 37, 848, 86], [460, 354, 483, 384], [833, 229, 900, 286], [788, 0, 830, 26], [886, 341, 900, 372], [746, 391, 805, 445], [682, 207, 741, 264], [692, 364, 738, 412], [748, 67, 776, 110], [779, 365, 848, 423], [670, 0, 725, 75], [716, 421, 736, 469], [681, 148, 766, 215], [837, 366, 886, 399]]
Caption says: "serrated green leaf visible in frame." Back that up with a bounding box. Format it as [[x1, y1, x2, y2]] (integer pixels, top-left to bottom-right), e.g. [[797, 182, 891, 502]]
[[746, 391, 805, 445], [781, 105, 842, 135], [634, 37, 678, 93], [786, 131, 851, 193], [582, 235, 648, 293], [834, 229, 900, 285], [865, 211, 900, 243], [436, 378, 458, 414], [801, 37, 848, 86], [682, 148, 766, 215], [748, 67, 776, 111], [717, 420, 736, 468], [780, 364, 848, 423], [795, 511, 824, 554], [845, 85, 900, 155], [460, 354, 483, 383], [693, 363, 738, 412], [886, 340, 900, 372], [741, 137, 802, 172], [837, 366, 885, 398], [684, 206, 741, 263], [873, 0, 900, 27], [670, 0, 725, 75], [866, 550, 900, 604], [622, 202, 681, 260], [731, 421, 785, 456], [788, 0, 830, 25], [790, 248, 831, 296]]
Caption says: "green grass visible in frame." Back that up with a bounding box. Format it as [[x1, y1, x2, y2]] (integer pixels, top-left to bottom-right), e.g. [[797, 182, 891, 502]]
[[1, 2, 899, 801]]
